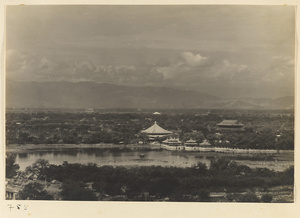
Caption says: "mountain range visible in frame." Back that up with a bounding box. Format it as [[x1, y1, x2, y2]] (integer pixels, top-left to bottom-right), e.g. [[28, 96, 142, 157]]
[[6, 81, 294, 110]]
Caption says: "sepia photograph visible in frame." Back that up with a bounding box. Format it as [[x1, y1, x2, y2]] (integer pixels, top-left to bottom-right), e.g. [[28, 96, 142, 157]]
[[4, 4, 295, 205]]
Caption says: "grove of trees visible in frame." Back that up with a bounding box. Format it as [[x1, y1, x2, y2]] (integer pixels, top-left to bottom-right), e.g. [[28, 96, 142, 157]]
[[16, 158, 294, 202]]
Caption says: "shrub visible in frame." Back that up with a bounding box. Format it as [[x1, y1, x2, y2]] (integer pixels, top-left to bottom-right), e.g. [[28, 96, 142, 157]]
[[239, 192, 260, 202], [261, 194, 273, 203], [197, 189, 210, 201], [60, 181, 97, 201]]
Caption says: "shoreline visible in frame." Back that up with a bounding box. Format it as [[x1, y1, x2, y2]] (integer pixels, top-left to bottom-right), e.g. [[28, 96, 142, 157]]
[[6, 143, 295, 153], [5, 143, 160, 153]]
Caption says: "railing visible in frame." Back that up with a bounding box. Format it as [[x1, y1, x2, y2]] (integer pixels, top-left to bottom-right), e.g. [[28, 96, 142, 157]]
[[161, 144, 293, 153]]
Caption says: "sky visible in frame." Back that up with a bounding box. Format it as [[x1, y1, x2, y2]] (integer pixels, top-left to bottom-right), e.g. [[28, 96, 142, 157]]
[[6, 5, 295, 98]]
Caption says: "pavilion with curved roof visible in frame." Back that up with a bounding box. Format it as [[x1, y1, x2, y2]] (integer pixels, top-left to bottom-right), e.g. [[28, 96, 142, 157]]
[[141, 121, 172, 141]]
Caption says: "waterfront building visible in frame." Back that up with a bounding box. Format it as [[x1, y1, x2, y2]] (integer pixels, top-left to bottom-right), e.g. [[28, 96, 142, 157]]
[[184, 139, 198, 147], [216, 120, 244, 132], [184, 139, 198, 151], [184, 138, 212, 151], [161, 137, 184, 150]]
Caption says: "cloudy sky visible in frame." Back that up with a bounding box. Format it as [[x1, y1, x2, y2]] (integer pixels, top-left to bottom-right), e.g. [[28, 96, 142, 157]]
[[6, 5, 295, 98]]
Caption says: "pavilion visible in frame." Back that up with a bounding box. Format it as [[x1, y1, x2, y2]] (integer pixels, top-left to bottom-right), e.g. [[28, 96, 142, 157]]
[[141, 121, 172, 141], [184, 139, 198, 147], [216, 120, 244, 132]]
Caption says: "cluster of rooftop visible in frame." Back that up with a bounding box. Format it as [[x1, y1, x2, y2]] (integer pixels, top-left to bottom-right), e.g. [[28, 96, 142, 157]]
[[141, 119, 242, 146]]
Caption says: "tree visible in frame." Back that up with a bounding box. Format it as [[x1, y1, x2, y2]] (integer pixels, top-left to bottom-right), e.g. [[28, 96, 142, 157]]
[[6, 153, 20, 178], [60, 181, 97, 201], [24, 159, 50, 180], [209, 158, 231, 172], [138, 132, 148, 144], [149, 177, 179, 197], [196, 189, 210, 201], [193, 162, 208, 175], [281, 165, 294, 185], [18, 182, 53, 200], [261, 194, 273, 203], [240, 192, 260, 202]]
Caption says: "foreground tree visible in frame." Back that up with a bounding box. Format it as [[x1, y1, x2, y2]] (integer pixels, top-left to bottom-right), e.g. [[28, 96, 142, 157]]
[[261, 194, 273, 203], [18, 182, 53, 200], [24, 159, 50, 180], [6, 153, 20, 178], [60, 181, 97, 201], [239, 192, 260, 202]]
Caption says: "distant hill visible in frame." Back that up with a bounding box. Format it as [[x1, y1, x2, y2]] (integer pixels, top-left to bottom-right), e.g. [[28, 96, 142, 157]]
[[6, 81, 219, 109], [273, 96, 294, 109], [206, 97, 294, 110], [6, 81, 294, 110]]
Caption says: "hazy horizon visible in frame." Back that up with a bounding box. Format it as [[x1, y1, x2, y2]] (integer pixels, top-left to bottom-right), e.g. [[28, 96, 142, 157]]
[[6, 5, 295, 99], [6, 80, 294, 100]]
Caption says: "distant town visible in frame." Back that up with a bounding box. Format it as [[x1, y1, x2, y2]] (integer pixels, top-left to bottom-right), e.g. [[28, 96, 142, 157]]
[[6, 108, 294, 151]]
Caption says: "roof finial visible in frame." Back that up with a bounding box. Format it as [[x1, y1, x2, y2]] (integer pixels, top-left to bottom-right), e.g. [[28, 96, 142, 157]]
[[154, 121, 157, 124]]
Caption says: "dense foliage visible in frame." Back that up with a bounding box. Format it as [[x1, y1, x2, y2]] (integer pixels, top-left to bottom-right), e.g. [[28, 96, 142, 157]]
[[60, 181, 97, 201], [6, 109, 294, 150], [18, 182, 53, 200], [23, 158, 293, 201]]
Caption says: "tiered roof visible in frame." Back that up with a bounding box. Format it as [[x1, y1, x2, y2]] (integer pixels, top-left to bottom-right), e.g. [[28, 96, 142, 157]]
[[141, 121, 172, 135]]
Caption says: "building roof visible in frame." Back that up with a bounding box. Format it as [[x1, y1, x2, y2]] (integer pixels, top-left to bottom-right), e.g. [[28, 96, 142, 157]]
[[142, 121, 172, 134], [217, 120, 243, 126], [200, 139, 211, 146], [162, 138, 182, 144], [6, 184, 20, 193], [186, 139, 197, 143]]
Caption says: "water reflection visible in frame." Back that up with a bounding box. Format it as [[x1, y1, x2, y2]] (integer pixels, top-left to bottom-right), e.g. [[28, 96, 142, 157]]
[[14, 148, 293, 172], [15, 148, 209, 170]]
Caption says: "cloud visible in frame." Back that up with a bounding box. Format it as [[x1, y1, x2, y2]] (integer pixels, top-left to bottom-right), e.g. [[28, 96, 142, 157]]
[[213, 59, 249, 80], [260, 55, 295, 83], [222, 59, 248, 72], [155, 58, 171, 67], [5, 46, 294, 98], [6, 50, 166, 86], [271, 55, 294, 68], [155, 63, 184, 80], [180, 52, 208, 67], [152, 51, 211, 81], [153, 53, 253, 87]]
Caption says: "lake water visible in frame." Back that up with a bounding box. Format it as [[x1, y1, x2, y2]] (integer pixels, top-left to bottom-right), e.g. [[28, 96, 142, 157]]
[[15, 148, 293, 171]]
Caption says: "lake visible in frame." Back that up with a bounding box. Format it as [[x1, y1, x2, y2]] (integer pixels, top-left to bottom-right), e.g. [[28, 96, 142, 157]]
[[14, 148, 294, 171]]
